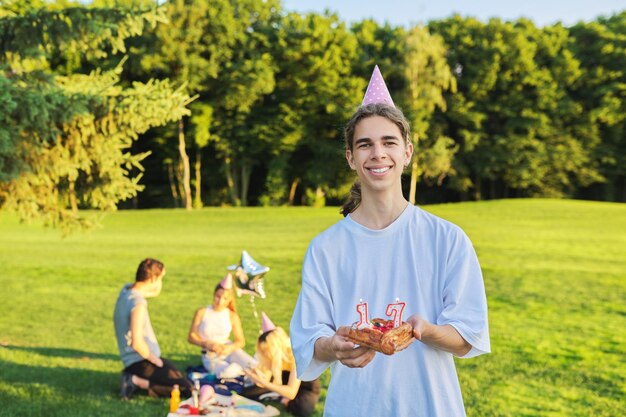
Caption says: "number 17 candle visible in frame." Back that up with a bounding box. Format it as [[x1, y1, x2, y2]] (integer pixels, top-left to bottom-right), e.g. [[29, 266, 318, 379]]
[[386, 298, 406, 328], [356, 298, 370, 328]]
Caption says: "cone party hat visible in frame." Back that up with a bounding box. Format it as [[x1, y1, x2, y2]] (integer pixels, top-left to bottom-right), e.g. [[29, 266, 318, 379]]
[[361, 65, 395, 107]]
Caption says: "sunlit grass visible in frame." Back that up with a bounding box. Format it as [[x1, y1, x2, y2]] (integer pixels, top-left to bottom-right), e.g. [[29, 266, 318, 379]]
[[0, 199, 624, 416]]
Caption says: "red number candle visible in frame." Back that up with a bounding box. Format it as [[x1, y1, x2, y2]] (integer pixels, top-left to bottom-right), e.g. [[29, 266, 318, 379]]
[[386, 298, 406, 328], [356, 299, 370, 328]]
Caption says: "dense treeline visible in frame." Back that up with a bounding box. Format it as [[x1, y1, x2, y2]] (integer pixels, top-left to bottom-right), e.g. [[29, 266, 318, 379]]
[[1, 1, 625, 229]]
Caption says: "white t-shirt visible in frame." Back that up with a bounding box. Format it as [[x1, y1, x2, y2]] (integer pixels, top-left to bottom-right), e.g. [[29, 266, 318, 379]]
[[198, 306, 232, 344], [290, 204, 490, 417]]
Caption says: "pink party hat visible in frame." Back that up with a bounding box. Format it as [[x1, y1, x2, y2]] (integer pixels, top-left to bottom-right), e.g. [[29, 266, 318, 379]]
[[220, 273, 233, 290], [261, 311, 276, 333], [361, 65, 395, 108]]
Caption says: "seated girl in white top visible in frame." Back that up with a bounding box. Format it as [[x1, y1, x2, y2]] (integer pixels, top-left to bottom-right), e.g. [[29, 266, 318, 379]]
[[188, 274, 256, 376]]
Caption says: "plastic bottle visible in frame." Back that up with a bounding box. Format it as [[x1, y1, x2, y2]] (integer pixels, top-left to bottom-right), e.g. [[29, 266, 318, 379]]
[[169, 384, 180, 412]]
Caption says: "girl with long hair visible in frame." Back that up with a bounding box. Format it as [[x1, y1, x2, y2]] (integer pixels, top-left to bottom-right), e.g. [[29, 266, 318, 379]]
[[188, 274, 256, 376], [243, 314, 319, 417]]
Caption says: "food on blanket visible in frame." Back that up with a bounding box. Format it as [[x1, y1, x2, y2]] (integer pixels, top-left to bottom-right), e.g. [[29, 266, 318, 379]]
[[347, 318, 414, 355], [177, 404, 200, 415]]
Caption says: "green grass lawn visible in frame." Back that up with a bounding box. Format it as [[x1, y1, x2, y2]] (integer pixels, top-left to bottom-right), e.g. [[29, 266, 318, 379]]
[[0, 199, 625, 416]]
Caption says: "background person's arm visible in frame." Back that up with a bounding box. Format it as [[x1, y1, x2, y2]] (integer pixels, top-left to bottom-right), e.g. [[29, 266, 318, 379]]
[[130, 304, 163, 367], [244, 365, 302, 400], [223, 311, 246, 355]]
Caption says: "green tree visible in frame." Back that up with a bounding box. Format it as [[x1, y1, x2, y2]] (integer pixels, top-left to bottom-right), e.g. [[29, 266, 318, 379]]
[[351, 20, 406, 108], [0, 3, 192, 231], [136, 0, 281, 207], [136, 0, 234, 209], [259, 12, 362, 206], [189, 102, 212, 207], [352, 21, 456, 204], [512, 19, 602, 197], [401, 25, 457, 204], [430, 16, 522, 199], [207, 0, 281, 207], [570, 12, 626, 201], [430, 16, 601, 199]]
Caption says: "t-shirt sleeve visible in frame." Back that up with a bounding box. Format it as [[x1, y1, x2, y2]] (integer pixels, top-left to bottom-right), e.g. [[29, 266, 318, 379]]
[[436, 229, 490, 358], [128, 291, 147, 311], [290, 243, 336, 381]]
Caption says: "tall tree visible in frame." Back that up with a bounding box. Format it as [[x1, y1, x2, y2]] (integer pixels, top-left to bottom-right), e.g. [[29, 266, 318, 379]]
[[207, 0, 280, 206], [430, 16, 600, 199], [570, 12, 626, 201], [136, 0, 235, 209], [513, 19, 602, 196], [401, 25, 457, 204], [136, 0, 281, 207], [0, 3, 192, 231], [261, 12, 363, 206], [352, 21, 456, 204]]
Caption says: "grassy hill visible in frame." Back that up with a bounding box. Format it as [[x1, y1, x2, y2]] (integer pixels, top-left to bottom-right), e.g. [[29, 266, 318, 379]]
[[0, 199, 624, 416]]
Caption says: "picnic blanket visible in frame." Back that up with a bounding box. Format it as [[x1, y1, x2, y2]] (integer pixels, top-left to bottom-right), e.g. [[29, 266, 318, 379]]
[[166, 392, 280, 417]]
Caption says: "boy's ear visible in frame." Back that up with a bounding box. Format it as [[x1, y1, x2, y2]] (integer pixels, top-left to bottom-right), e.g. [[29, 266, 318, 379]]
[[346, 150, 355, 170], [405, 141, 414, 164]]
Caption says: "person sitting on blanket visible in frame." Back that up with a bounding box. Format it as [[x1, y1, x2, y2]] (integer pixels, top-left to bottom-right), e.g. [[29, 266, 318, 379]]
[[242, 312, 320, 417], [113, 258, 193, 399], [188, 274, 257, 377]]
